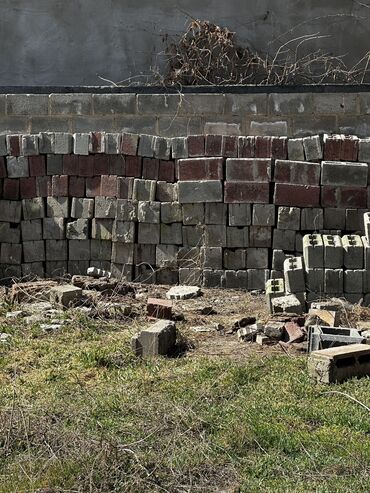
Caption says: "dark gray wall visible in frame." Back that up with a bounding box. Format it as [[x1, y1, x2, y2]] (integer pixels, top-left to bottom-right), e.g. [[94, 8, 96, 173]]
[[0, 0, 369, 86]]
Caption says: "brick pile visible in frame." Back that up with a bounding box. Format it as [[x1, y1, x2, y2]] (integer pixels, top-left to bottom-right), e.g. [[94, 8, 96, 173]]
[[0, 131, 369, 293]]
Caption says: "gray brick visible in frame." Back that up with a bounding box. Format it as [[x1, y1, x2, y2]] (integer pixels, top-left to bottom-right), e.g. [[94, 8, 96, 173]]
[[161, 202, 182, 224], [346, 208, 367, 231], [205, 203, 227, 225], [178, 181, 222, 203], [45, 240, 68, 261], [73, 133, 90, 155], [306, 268, 324, 293], [138, 134, 155, 158], [1, 243, 22, 265], [69, 240, 91, 261], [342, 235, 363, 269], [46, 154, 63, 175], [287, 138, 305, 161], [71, 198, 94, 219], [95, 197, 117, 218], [227, 226, 249, 247], [23, 240, 45, 263], [171, 137, 188, 159], [204, 122, 241, 135], [178, 247, 200, 268], [116, 199, 138, 222], [200, 247, 222, 269], [273, 229, 296, 251], [156, 244, 178, 268], [43, 218, 65, 240], [21, 219, 42, 241], [66, 219, 89, 240], [268, 93, 312, 115], [252, 204, 275, 226], [133, 179, 156, 201], [93, 94, 136, 115], [204, 225, 226, 247], [225, 93, 267, 115], [182, 203, 204, 225], [53, 133, 73, 154], [7, 94, 49, 116], [112, 221, 135, 243], [155, 182, 178, 202], [249, 226, 272, 247], [68, 260, 90, 276], [22, 198, 45, 220], [301, 208, 323, 231], [156, 269, 178, 285], [179, 94, 225, 116], [7, 156, 29, 178], [138, 201, 160, 223], [110, 262, 133, 281], [303, 135, 323, 161], [153, 136, 171, 160], [321, 161, 368, 187], [111, 243, 134, 264], [138, 223, 160, 244], [359, 138, 370, 163], [313, 93, 358, 114], [277, 206, 300, 230], [91, 240, 112, 261], [272, 250, 291, 270], [160, 223, 182, 245], [229, 203, 251, 226], [105, 133, 121, 154], [91, 219, 113, 240], [303, 234, 324, 268], [50, 94, 92, 115], [46, 197, 69, 218], [21, 135, 39, 156]]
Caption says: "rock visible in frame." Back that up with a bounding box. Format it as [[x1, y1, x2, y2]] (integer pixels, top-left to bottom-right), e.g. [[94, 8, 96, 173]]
[[132, 319, 176, 357], [237, 322, 263, 342], [41, 324, 63, 332], [192, 326, 215, 333], [166, 285, 201, 300], [264, 321, 285, 340], [6, 310, 24, 319], [0, 333, 10, 342], [50, 285, 82, 308], [271, 294, 302, 315]]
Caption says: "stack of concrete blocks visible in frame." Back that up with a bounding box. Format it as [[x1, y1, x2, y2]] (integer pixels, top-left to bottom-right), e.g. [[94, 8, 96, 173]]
[[0, 131, 369, 293]]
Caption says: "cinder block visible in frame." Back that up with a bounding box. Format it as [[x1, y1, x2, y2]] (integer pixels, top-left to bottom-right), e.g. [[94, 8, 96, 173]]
[[274, 159, 320, 185], [323, 235, 343, 268], [73, 133, 90, 155], [50, 285, 82, 307], [277, 206, 300, 230], [203, 225, 226, 247], [306, 268, 324, 293], [23, 240, 45, 263], [161, 202, 182, 224], [303, 135, 322, 161], [178, 180, 223, 203], [287, 138, 304, 161], [71, 197, 94, 219], [7, 156, 29, 178], [0, 243, 22, 265], [246, 248, 268, 268], [249, 226, 271, 247], [272, 250, 291, 270], [301, 208, 324, 231], [112, 221, 135, 243], [46, 197, 69, 218], [342, 235, 363, 269], [228, 203, 251, 226], [138, 223, 160, 244], [303, 234, 324, 268], [91, 240, 112, 261], [224, 270, 248, 289], [133, 179, 156, 201], [224, 249, 246, 269], [205, 203, 227, 225], [156, 244, 178, 268], [271, 294, 302, 314], [134, 244, 156, 265], [227, 227, 249, 247], [182, 225, 204, 247], [252, 204, 275, 226], [284, 256, 305, 293], [274, 183, 320, 207], [69, 239, 90, 261], [45, 240, 68, 261], [21, 219, 42, 241], [344, 270, 363, 293], [22, 134, 39, 156], [43, 218, 65, 240], [200, 247, 222, 269], [94, 197, 117, 219], [160, 223, 182, 245], [53, 133, 73, 154], [182, 203, 204, 225], [363, 236, 370, 271], [171, 137, 188, 159], [325, 269, 344, 294], [321, 161, 368, 187], [132, 320, 176, 357], [111, 243, 134, 264], [247, 269, 269, 290], [324, 208, 346, 229], [66, 219, 89, 240], [138, 201, 160, 224], [105, 133, 121, 154], [91, 219, 113, 240], [273, 229, 296, 251], [266, 278, 285, 312], [116, 199, 138, 222]]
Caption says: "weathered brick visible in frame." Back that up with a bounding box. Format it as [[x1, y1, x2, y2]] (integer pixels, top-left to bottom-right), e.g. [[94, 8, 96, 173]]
[[92, 154, 109, 175], [89, 131, 105, 153], [52, 175, 68, 197], [138, 134, 154, 158], [36, 176, 51, 197], [205, 135, 222, 156], [69, 240, 91, 261], [43, 218, 65, 239], [1, 243, 22, 265], [0, 157, 6, 178], [274, 160, 320, 185], [226, 158, 271, 182], [38, 132, 53, 154], [21, 219, 42, 242], [321, 186, 367, 208], [182, 203, 204, 225], [303, 135, 322, 161], [117, 177, 134, 199], [22, 134, 39, 156], [271, 137, 288, 159], [224, 182, 269, 204], [142, 158, 159, 180], [53, 132, 73, 154], [238, 136, 255, 158], [321, 161, 367, 187], [46, 155, 63, 175], [73, 133, 90, 155], [222, 135, 238, 157], [45, 240, 68, 261], [0, 200, 21, 223], [249, 226, 272, 247], [100, 175, 118, 197], [7, 156, 29, 178], [120, 132, 139, 155], [228, 203, 251, 226], [341, 136, 359, 161], [125, 156, 142, 177], [109, 155, 125, 175], [69, 176, 85, 197], [178, 158, 223, 181], [324, 134, 342, 161], [153, 136, 171, 160], [255, 136, 271, 158], [78, 156, 94, 177], [46, 197, 69, 218], [158, 160, 175, 182], [171, 137, 188, 159], [6, 135, 21, 156], [86, 177, 101, 197], [50, 94, 92, 115], [252, 204, 275, 226], [287, 138, 304, 161], [156, 182, 178, 202], [274, 183, 320, 207], [95, 197, 117, 218], [178, 181, 223, 203], [187, 135, 205, 157], [28, 156, 45, 177], [105, 133, 121, 154], [3, 178, 19, 200], [20, 177, 36, 199], [91, 219, 113, 240]]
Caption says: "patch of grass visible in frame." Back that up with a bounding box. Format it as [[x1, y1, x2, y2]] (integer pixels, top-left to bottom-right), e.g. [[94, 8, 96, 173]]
[[0, 313, 369, 492]]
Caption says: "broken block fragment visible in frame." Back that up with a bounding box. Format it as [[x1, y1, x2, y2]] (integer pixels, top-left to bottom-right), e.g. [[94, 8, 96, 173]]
[[131, 319, 176, 357]]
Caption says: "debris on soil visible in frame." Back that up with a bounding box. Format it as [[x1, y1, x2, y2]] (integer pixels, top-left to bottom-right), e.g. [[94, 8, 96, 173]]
[[86, 266, 112, 279], [166, 285, 201, 300], [196, 306, 217, 315], [192, 326, 215, 333], [132, 320, 177, 357], [147, 297, 173, 320], [237, 322, 263, 342], [6, 310, 24, 319], [231, 316, 256, 333], [10, 280, 58, 303], [284, 321, 305, 344], [50, 285, 83, 308], [72, 275, 132, 295]]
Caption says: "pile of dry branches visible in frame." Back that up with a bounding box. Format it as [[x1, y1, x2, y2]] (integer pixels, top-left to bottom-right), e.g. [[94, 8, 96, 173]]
[[162, 19, 370, 86]]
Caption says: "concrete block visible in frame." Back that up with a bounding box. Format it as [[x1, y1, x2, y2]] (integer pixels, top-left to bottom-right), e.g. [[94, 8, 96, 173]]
[[178, 181, 223, 203], [156, 182, 178, 202], [22, 197, 45, 220], [69, 240, 90, 261], [301, 208, 323, 231], [45, 240, 68, 261], [202, 269, 224, 288], [342, 235, 363, 269], [46, 154, 63, 175], [116, 199, 137, 222], [287, 138, 304, 161], [105, 133, 121, 154], [306, 268, 324, 293], [68, 260, 90, 276], [53, 133, 73, 154], [50, 285, 82, 307], [308, 344, 370, 384], [179, 268, 202, 286], [323, 235, 343, 268], [228, 203, 251, 226], [177, 247, 200, 269], [324, 269, 344, 294], [43, 218, 65, 240], [295, 233, 303, 253], [277, 206, 300, 230], [246, 248, 268, 268], [21, 219, 42, 241], [94, 197, 117, 219], [38, 132, 53, 154], [200, 247, 222, 269], [272, 229, 296, 251], [111, 243, 134, 264], [112, 221, 135, 243], [224, 270, 248, 289], [272, 249, 291, 270], [138, 223, 160, 244], [271, 294, 302, 315], [204, 225, 226, 247], [363, 236, 370, 271], [46, 197, 69, 218], [303, 234, 323, 268], [171, 137, 188, 159], [134, 244, 156, 265], [71, 197, 94, 219], [161, 202, 182, 224], [156, 244, 178, 268], [226, 226, 249, 248], [364, 212, 370, 243], [205, 203, 227, 225], [224, 249, 246, 270], [303, 135, 322, 161], [90, 240, 112, 261], [182, 203, 204, 225], [247, 269, 269, 290], [266, 278, 285, 313], [73, 133, 90, 155], [23, 240, 45, 263], [132, 320, 176, 357], [138, 134, 154, 158], [160, 223, 182, 245], [182, 225, 204, 247], [249, 226, 271, 247], [91, 219, 113, 240], [7, 156, 29, 178], [153, 136, 171, 160], [45, 261, 67, 278], [252, 204, 275, 226], [138, 201, 160, 223], [66, 219, 89, 240], [0, 200, 21, 223], [344, 270, 363, 293], [0, 243, 22, 265], [346, 209, 366, 232], [284, 256, 305, 293], [22, 134, 39, 156], [133, 179, 156, 201], [321, 161, 368, 187], [324, 208, 346, 229], [22, 262, 44, 279]]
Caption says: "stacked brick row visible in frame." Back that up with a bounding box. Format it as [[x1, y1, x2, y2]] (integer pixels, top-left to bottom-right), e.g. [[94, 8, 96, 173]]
[[0, 131, 369, 288]]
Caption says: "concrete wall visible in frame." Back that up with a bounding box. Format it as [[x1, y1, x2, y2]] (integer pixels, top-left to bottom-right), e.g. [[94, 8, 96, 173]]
[[0, 0, 369, 86], [1, 91, 370, 138]]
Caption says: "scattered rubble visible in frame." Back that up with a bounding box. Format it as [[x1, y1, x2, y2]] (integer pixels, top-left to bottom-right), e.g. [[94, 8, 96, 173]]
[[10, 280, 57, 303], [50, 285, 82, 307], [147, 298, 173, 320], [86, 266, 112, 278], [237, 321, 263, 342], [271, 294, 303, 315], [166, 285, 201, 300], [132, 319, 176, 357], [0, 333, 11, 342], [6, 310, 24, 319], [72, 275, 132, 294], [308, 326, 364, 352]]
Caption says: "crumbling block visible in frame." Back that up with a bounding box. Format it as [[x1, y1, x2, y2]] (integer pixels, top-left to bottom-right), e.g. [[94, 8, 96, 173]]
[[284, 256, 305, 293], [131, 320, 176, 357], [50, 285, 82, 307], [271, 294, 302, 315]]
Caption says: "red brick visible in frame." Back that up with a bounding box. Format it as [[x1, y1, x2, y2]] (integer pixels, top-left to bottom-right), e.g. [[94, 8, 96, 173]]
[[226, 158, 271, 182], [274, 160, 320, 185], [238, 136, 255, 158], [7, 135, 21, 156], [120, 133, 139, 155], [52, 175, 68, 197], [125, 156, 142, 177], [324, 135, 342, 161], [271, 137, 288, 160], [178, 158, 223, 181], [187, 135, 205, 157], [205, 135, 222, 156], [142, 158, 159, 180], [3, 178, 19, 200], [78, 156, 94, 176], [36, 176, 51, 197], [63, 155, 79, 175], [222, 135, 238, 158], [100, 175, 118, 197], [255, 136, 272, 158], [86, 177, 101, 197], [19, 177, 36, 199], [0, 157, 6, 178], [321, 185, 367, 208], [158, 160, 175, 182], [224, 182, 270, 203], [341, 136, 359, 162], [117, 177, 134, 199], [69, 176, 85, 197], [147, 297, 172, 319], [90, 132, 105, 153], [274, 183, 320, 207], [29, 156, 46, 176], [109, 155, 125, 176], [93, 155, 110, 175]]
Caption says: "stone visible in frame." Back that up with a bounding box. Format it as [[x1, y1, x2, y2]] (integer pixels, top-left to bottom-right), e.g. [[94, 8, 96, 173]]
[[132, 319, 176, 357], [50, 285, 82, 307], [271, 294, 302, 315], [166, 285, 201, 300]]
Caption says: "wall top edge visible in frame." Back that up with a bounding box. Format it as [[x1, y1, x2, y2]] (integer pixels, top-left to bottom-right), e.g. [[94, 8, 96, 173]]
[[2, 84, 370, 95]]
